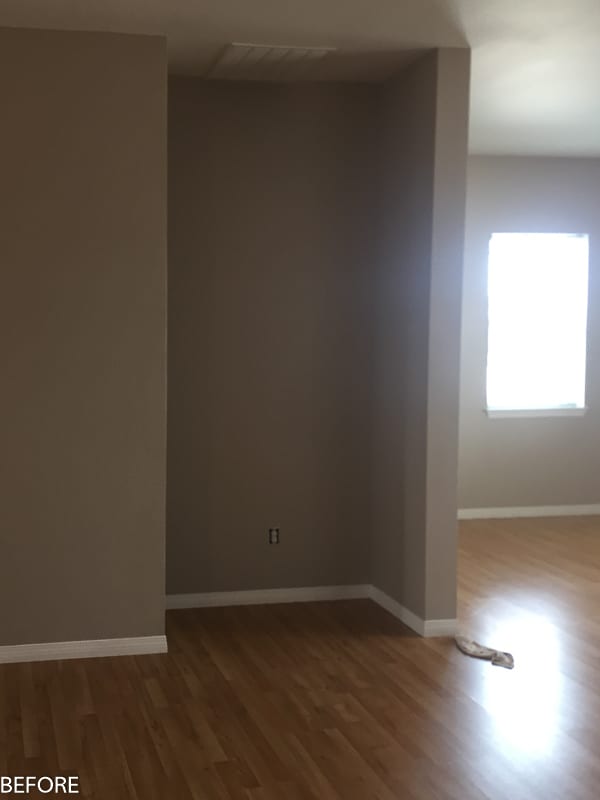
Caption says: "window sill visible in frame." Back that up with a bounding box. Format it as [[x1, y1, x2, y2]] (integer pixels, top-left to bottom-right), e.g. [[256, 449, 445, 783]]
[[485, 407, 588, 419]]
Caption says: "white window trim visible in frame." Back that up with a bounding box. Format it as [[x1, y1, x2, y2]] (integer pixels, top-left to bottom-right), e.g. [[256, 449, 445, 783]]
[[485, 407, 588, 419]]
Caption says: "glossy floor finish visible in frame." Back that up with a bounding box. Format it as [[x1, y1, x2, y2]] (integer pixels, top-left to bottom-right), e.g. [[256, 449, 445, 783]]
[[1, 517, 599, 798]]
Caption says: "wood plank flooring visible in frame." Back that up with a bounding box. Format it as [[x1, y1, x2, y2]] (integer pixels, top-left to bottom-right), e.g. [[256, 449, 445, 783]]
[[1, 516, 599, 798]]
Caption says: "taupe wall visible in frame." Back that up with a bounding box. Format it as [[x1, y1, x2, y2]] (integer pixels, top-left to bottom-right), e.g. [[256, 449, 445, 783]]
[[424, 50, 470, 618], [371, 54, 437, 616], [168, 58, 469, 619], [0, 28, 167, 646], [167, 80, 379, 593], [459, 157, 600, 509], [371, 50, 470, 619]]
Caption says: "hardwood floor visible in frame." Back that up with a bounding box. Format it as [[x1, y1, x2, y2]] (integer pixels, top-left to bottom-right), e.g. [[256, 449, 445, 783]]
[[1, 516, 599, 798]]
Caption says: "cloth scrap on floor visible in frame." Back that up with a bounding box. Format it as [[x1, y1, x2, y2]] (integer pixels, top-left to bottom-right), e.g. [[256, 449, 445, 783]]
[[455, 635, 514, 669]]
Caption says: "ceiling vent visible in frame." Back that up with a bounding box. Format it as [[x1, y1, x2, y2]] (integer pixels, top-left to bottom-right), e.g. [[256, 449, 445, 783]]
[[208, 42, 336, 82]]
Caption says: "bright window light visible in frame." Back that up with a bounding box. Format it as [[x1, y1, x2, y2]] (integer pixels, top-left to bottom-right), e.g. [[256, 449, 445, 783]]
[[486, 232, 589, 411]]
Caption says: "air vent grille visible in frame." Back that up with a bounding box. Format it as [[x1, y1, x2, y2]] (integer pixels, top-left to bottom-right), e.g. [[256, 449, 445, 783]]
[[208, 42, 336, 82]]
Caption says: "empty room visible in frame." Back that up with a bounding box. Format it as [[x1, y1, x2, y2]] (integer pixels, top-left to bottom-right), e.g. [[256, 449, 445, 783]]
[[0, 1, 598, 799]]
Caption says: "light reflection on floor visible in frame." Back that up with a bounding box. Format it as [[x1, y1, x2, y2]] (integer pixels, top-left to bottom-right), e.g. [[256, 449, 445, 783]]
[[477, 610, 562, 758]]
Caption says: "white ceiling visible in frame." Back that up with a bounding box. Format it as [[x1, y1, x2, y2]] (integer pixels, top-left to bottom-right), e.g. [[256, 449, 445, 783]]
[[1, 0, 600, 155]]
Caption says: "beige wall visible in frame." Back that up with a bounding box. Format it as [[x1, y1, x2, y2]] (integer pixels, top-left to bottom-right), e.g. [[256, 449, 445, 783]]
[[371, 54, 436, 616], [167, 80, 379, 593], [371, 50, 470, 619], [459, 156, 600, 508], [424, 49, 470, 618], [0, 28, 167, 646], [168, 57, 469, 620]]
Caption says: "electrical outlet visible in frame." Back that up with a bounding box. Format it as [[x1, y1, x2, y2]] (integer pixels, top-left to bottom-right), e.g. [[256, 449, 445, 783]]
[[268, 528, 280, 545]]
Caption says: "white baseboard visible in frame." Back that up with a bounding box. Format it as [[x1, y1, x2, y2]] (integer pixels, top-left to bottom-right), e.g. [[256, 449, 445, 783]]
[[458, 504, 600, 520], [167, 585, 456, 638], [166, 584, 370, 610], [0, 584, 455, 665], [367, 585, 457, 638], [368, 585, 424, 634], [422, 618, 459, 637], [0, 635, 168, 665]]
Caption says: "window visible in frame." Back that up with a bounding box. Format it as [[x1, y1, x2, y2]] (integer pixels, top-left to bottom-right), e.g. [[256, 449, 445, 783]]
[[486, 232, 589, 416]]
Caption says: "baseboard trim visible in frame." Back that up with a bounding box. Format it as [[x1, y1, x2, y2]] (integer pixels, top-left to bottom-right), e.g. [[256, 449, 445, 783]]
[[0, 635, 168, 665], [166, 584, 370, 610], [458, 504, 600, 520], [367, 586, 457, 638], [368, 585, 424, 634], [167, 585, 455, 638], [422, 618, 459, 637]]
